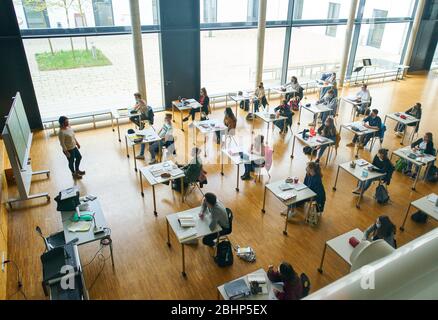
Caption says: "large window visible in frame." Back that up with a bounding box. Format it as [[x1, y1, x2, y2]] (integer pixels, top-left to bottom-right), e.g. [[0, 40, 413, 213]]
[[22, 0, 50, 29], [363, 0, 415, 19], [326, 2, 341, 36], [287, 25, 347, 82], [293, 0, 351, 20], [22, 33, 162, 118], [92, 0, 114, 26], [366, 10, 388, 48], [355, 22, 410, 70]]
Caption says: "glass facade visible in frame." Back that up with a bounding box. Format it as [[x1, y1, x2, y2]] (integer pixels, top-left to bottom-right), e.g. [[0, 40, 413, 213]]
[[12, 0, 423, 118]]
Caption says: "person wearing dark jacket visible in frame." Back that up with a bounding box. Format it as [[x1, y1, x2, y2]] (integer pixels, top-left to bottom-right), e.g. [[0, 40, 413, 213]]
[[405, 132, 435, 178], [353, 148, 394, 194], [346, 109, 382, 148], [395, 103, 422, 135], [183, 87, 210, 122], [130, 92, 154, 129], [274, 100, 293, 134], [363, 215, 397, 249], [303, 162, 326, 212], [315, 117, 337, 163], [267, 262, 303, 300]]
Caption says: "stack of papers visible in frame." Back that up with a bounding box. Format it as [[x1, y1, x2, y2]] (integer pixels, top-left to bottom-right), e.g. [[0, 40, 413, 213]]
[[279, 183, 294, 191], [356, 159, 368, 166], [178, 228, 197, 241], [278, 191, 297, 201], [228, 147, 242, 156], [68, 221, 92, 232], [427, 194, 438, 204], [248, 274, 266, 284], [170, 168, 184, 177], [178, 213, 196, 227], [294, 183, 307, 191], [60, 186, 79, 200]]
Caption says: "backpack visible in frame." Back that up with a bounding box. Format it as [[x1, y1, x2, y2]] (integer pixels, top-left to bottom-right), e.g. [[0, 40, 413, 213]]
[[411, 211, 428, 223], [246, 113, 255, 121], [375, 184, 389, 204], [426, 165, 438, 182], [303, 146, 317, 156], [395, 159, 407, 172], [305, 205, 320, 227], [214, 239, 233, 267]]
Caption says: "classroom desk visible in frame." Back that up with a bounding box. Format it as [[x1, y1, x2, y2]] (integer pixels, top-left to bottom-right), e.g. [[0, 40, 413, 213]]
[[271, 86, 298, 99], [221, 147, 265, 191], [317, 228, 363, 274], [172, 99, 202, 131], [111, 108, 141, 142], [192, 119, 228, 157], [139, 160, 185, 216], [384, 112, 419, 145], [341, 96, 366, 121], [297, 102, 332, 126], [61, 198, 115, 270], [290, 131, 335, 165], [253, 111, 288, 145], [339, 121, 379, 158], [166, 207, 221, 277], [217, 268, 278, 300], [229, 93, 254, 115], [124, 128, 161, 172], [390, 146, 436, 190], [332, 160, 386, 208], [400, 193, 438, 232], [261, 179, 316, 235]]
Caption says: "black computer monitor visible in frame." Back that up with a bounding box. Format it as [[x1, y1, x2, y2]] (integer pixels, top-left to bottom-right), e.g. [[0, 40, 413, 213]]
[[363, 58, 372, 66]]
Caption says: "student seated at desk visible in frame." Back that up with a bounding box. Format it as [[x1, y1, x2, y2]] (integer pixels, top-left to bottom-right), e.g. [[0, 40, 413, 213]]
[[319, 72, 336, 97], [354, 84, 371, 115], [274, 100, 293, 134], [285, 76, 303, 102], [215, 107, 237, 144], [353, 148, 394, 195], [183, 87, 210, 122], [346, 109, 382, 149], [315, 117, 337, 163], [363, 215, 397, 249], [394, 102, 422, 136], [267, 262, 303, 300], [136, 113, 174, 163], [241, 135, 266, 180], [130, 92, 154, 129], [404, 132, 435, 179], [199, 193, 231, 247], [173, 147, 206, 190], [309, 89, 337, 126]]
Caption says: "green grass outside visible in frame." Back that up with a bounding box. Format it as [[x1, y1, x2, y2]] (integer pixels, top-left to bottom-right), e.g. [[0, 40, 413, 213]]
[[35, 48, 112, 71]]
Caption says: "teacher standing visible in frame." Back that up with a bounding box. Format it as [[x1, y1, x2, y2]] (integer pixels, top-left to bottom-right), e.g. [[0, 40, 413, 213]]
[[58, 116, 85, 180]]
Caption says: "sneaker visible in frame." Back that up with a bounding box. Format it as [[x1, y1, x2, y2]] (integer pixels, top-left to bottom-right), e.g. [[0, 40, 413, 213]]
[[352, 188, 360, 195], [149, 159, 157, 165], [76, 170, 86, 175], [346, 142, 355, 147], [135, 155, 145, 160], [182, 117, 189, 122]]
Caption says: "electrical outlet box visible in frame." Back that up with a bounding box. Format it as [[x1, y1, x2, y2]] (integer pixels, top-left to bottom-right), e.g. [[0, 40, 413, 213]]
[[1, 252, 6, 272]]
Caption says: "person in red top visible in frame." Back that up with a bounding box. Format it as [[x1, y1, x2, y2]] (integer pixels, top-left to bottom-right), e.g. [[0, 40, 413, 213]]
[[267, 262, 303, 300]]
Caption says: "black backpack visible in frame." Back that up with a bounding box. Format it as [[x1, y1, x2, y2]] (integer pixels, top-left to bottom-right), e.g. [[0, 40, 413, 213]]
[[375, 184, 389, 204], [303, 146, 317, 156], [426, 165, 438, 182], [214, 240, 233, 267], [411, 211, 428, 223]]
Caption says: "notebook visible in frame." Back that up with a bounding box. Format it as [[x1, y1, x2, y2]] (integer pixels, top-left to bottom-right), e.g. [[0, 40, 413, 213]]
[[356, 159, 368, 167], [178, 228, 197, 241], [278, 191, 297, 201], [279, 183, 294, 191]]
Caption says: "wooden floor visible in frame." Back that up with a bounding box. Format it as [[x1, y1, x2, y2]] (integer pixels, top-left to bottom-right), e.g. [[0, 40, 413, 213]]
[[6, 72, 438, 300]]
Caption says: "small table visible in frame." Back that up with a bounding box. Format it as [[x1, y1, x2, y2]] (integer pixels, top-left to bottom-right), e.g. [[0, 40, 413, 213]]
[[317, 228, 363, 274], [193, 119, 228, 157], [341, 96, 365, 121], [339, 121, 379, 158], [390, 147, 436, 190], [384, 112, 419, 145], [172, 99, 202, 131], [61, 198, 115, 270], [166, 207, 221, 277], [400, 193, 438, 232], [221, 147, 265, 191], [139, 160, 185, 216], [253, 111, 287, 145], [332, 160, 386, 208], [271, 87, 298, 100], [297, 102, 332, 126], [290, 131, 335, 165], [261, 179, 316, 235], [217, 268, 278, 300], [229, 93, 254, 115], [111, 108, 141, 142], [124, 128, 161, 172]]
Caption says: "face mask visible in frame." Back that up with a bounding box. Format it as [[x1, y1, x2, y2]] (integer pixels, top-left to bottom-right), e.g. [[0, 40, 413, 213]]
[[376, 222, 381, 228]]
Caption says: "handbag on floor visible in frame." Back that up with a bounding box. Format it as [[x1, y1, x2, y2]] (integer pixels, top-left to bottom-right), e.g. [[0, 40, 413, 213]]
[[305, 205, 320, 227], [375, 184, 389, 205]]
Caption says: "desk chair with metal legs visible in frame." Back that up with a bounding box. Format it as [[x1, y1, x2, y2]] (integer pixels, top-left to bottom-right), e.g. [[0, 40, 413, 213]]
[[214, 208, 234, 255], [36, 226, 66, 252]]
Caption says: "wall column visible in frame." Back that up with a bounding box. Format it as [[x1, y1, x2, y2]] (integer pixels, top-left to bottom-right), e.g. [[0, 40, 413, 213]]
[[403, 0, 427, 73], [129, 0, 147, 103], [339, 0, 359, 87], [254, 0, 267, 87]]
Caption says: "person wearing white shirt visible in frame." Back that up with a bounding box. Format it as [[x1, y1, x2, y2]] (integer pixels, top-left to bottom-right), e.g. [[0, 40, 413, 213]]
[[136, 113, 174, 164], [58, 116, 85, 180], [355, 84, 371, 114]]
